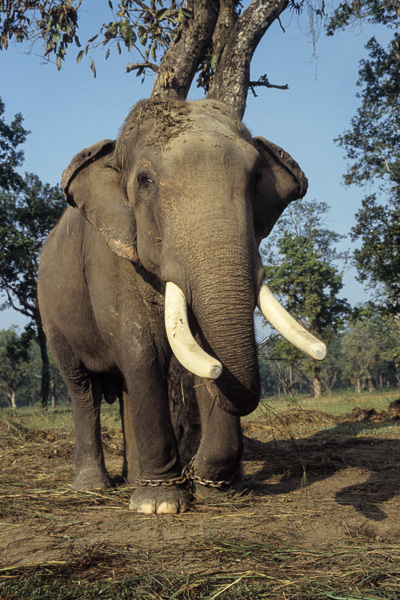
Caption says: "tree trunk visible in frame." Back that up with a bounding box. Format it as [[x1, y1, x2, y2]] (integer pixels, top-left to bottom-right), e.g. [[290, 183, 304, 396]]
[[8, 390, 16, 409], [50, 381, 56, 408], [312, 363, 322, 398], [367, 375, 374, 392], [207, 0, 289, 118], [151, 0, 219, 100], [289, 363, 293, 390], [37, 316, 49, 409]]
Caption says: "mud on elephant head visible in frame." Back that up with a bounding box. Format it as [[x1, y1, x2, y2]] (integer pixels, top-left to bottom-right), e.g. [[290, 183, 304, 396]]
[[60, 98, 325, 417]]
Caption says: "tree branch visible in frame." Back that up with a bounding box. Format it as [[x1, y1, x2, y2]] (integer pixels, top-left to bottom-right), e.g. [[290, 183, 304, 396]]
[[1, 284, 33, 319], [207, 0, 290, 118], [126, 61, 159, 74], [151, 0, 219, 100], [249, 77, 289, 96]]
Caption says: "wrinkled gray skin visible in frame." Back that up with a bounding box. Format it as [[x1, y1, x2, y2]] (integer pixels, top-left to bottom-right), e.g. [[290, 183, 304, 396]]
[[38, 99, 307, 514]]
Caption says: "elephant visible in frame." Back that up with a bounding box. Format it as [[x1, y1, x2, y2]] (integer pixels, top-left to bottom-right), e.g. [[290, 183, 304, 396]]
[[38, 98, 325, 514]]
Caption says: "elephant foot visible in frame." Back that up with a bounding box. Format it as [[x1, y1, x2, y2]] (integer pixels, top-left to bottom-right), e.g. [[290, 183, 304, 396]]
[[129, 485, 190, 514], [73, 467, 114, 491]]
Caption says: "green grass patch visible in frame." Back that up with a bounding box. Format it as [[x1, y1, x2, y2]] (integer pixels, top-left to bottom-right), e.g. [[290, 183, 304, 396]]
[[258, 389, 399, 418], [2, 388, 399, 442], [0, 400, 122, 431]]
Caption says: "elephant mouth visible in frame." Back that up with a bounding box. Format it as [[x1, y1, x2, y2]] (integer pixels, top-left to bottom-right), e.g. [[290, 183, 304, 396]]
[[164, 281, 326, 381]]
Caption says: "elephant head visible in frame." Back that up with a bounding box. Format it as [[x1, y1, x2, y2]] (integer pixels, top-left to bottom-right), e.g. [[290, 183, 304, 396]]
[[62, 98, 325, 416]]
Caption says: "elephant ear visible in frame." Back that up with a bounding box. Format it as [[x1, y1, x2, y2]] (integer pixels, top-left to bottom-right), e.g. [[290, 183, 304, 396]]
[[252, 137, 308, 245], [62, 139, 138, 261]]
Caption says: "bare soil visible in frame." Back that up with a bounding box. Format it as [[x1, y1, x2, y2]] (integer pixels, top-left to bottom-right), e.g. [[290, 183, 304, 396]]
[[1, 404, 400, 598]]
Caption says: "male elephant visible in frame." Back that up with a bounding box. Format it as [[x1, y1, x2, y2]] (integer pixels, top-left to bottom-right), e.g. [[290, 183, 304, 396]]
[[38, 98, 325, 514]]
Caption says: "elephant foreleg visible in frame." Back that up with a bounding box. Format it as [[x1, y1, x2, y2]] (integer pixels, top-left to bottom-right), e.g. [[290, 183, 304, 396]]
[[119, 390, 139, 483], [123, 359, 190, 514], [190, 377, 244, 498]]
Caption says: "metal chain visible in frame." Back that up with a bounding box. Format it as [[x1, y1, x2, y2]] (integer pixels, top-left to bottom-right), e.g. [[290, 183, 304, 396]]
[[182, 459, 234, 490], [135, 474, 187, 488], [135, 459, 234, 490]]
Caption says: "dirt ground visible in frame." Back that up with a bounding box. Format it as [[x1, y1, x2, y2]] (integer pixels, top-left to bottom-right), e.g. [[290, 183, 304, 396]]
[[1, 404, 400, 598]]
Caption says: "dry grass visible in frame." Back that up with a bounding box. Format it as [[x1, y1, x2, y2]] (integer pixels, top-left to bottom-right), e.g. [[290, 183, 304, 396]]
[[1, 537, 400, 599], [1, 394, 400, 599]]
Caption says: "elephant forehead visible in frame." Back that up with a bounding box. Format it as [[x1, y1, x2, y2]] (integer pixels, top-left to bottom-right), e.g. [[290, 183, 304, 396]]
[[162, 130, 259, 172]]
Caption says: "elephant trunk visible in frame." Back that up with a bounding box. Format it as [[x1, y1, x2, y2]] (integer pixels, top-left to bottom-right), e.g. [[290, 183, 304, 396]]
[[187, 238, 260, 417]]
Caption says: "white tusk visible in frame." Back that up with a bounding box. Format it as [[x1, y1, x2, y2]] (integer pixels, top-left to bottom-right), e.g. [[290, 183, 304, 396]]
[[165, 282, 223, 379], [258, 284, 327, 361]]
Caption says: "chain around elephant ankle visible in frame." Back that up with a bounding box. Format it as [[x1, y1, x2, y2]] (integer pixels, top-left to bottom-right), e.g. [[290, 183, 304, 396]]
[[182, 459, 234, 490], [135, 473, 187, 487]]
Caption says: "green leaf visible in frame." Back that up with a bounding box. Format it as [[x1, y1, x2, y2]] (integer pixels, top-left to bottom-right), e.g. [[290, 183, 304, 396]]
[[90, 59, 97, 77], [170, 29, 180, 43], [76, 49, 84, 63], [139, 30, 147, 45], [105, 48, 110, 60], [56, 55, 62, 70], [122, 27, 134, 50], [53, 32, 61, 44], [156, 8, 169, 20], [104, 22, 118, 40], [108, 0, 113, 9], [210, 54, 217, 73], [179, 8, 193, 19]]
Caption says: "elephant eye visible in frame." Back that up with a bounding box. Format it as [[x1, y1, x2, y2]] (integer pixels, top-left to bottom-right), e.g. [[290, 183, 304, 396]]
[[137, 173, 154, 188]]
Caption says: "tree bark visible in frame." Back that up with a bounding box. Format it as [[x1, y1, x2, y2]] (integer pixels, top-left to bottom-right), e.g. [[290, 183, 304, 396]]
[[8, 390, 16, 409], [312, 363, 322, 398], [207, 0, 289, 118], [51, 381, 56, 408], [151, 0, 219, 100]]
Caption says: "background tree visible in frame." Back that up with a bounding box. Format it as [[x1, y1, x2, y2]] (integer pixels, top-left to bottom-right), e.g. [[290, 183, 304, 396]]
[[0, 162, 65, 408], [0, 329, 68, 408], [261, 199, 351, 397], [341, 306, 399, 393], [327, 2, 400, 318], [16, 339, 69, 407], [0, 97, 28, 192], [0, 326, 30, 408]]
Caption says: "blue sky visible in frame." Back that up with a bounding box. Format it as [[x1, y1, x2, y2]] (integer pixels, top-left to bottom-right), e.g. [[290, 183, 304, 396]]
[[0, 2, 391, 330]]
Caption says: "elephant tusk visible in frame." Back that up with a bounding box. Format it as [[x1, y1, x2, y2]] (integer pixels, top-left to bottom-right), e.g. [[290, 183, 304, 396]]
[[165, 282, 223, 379], [257, 284, 327, 361]]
